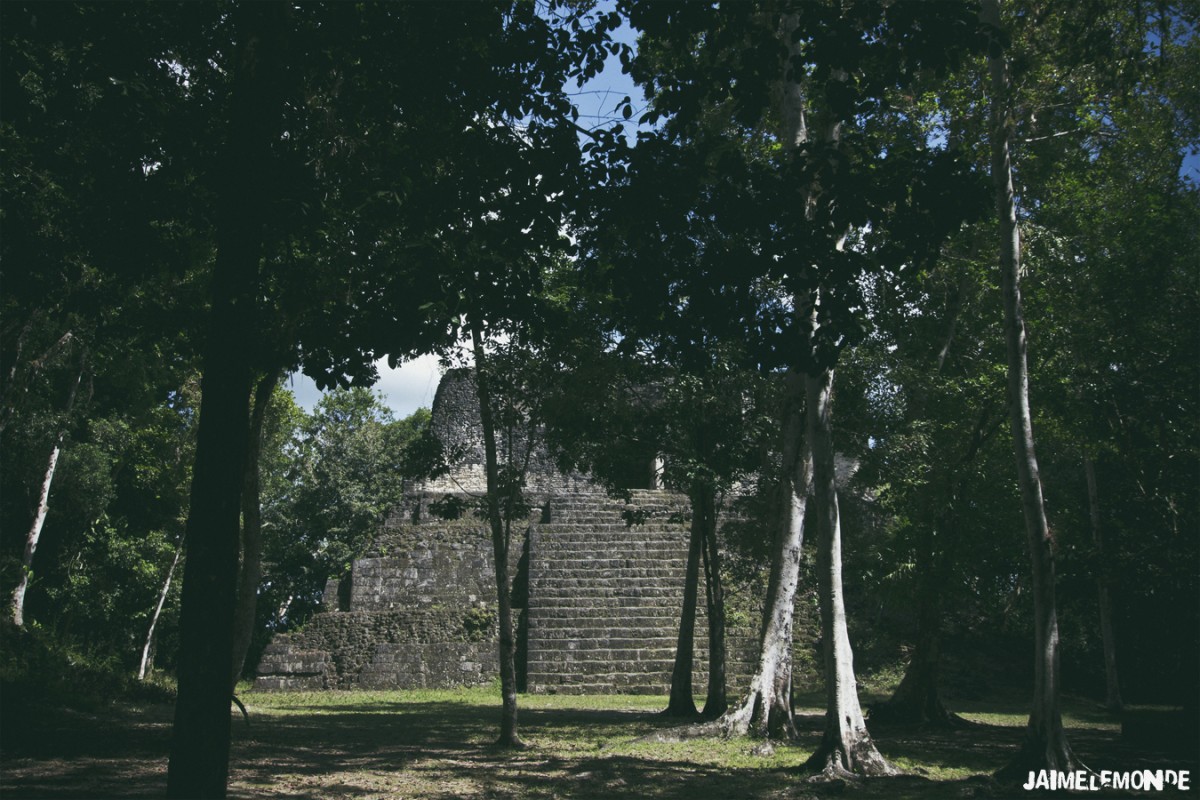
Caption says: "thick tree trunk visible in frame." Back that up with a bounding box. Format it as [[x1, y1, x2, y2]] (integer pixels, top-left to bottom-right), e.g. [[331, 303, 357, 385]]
[[10, 360, 83, 627], [139, 541, 183, 680], [878, 401, 996, 725], [983, 0, 1083, 780], [1085, 456, 1122, 712], [471, 329, 524, 748], [871, 528, 959, 727], [803, 364, 896, 777], [167, 6, 286, 797], [718, 369, 809, 739], [666, 492, 705, 717], [230, 372, 277, 688], [700, 489, 727, 718]]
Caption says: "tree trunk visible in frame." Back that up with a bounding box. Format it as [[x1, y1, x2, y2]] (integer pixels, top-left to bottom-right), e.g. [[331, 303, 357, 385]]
[[871, 525, 959, 727], [139, 540, 183, 680], [1085, 455, 1122, 712], [471, 328, 524, 748], [666, 490, 704, 718], [167, 6, 286, 797], [878, 401, 997, 726], [715, 23, 817, 737], [230, 372, 277, 688], [983, 0, 1083, 780], [700, 488, 727, 718], [803, 363, 896, 777], [10, 359, 83, 627], [718, 369, 809, 739], [0, 328, 74, 438]]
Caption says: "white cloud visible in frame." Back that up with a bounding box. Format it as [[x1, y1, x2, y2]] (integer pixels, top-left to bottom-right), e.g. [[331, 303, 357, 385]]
[[286, 354, 442, 419]]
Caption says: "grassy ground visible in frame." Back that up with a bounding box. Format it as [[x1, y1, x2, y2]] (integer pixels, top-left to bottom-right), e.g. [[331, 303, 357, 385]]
[[1, 685, 1194, 798]]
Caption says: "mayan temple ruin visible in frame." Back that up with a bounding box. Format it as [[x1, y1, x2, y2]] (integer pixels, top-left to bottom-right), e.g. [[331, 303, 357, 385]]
[[255, 369, 759, 694]]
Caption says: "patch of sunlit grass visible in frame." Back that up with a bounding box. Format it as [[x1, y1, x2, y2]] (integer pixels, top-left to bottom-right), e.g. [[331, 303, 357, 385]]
[[888, 755, 978, 781]]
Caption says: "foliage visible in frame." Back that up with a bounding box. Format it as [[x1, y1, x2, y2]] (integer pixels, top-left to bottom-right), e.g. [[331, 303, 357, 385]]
[[258, 388, 427, 631], [0, 620, 176, 713]]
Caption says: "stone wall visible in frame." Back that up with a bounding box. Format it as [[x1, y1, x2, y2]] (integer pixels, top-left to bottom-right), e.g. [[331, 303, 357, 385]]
[[422, 368, 586, 496], [255, 368, 826, 696], [349, 521, 498, 612], [256, 607, 499, 690], [257, 514, 520, 691]]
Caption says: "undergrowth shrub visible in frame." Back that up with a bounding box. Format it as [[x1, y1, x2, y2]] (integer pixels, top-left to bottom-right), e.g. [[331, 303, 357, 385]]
[[0, 620, 175, 714]]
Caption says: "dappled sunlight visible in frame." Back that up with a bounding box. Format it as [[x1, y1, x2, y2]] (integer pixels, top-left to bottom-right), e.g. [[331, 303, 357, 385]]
[[3, 688, 1192, 798]]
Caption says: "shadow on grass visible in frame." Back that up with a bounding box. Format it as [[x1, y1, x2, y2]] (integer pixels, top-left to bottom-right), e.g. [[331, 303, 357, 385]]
[[3, 693, 1195, 799]]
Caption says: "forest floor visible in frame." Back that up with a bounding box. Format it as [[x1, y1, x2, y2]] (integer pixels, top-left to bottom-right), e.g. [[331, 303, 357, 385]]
[[1, 686, 1195, 799]]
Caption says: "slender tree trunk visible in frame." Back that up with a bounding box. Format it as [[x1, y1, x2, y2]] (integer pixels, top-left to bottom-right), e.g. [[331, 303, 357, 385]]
[[230, 372, 277, 688], [139, 541, 183, 680], [0, 328, 74, 438], [1085, 456, 1122, 712], [275, 595, 293, 626], [167, 6, 286, 797], [471, 328, 524, 748], [10, 360, 83, 627], [983, 0, 1082, 780], [667, 490, 705, 717], [803, 363, 896, 777], [700, 489, 727, 718], [715, 14, 816, 740], [718, 369, 809, 739]]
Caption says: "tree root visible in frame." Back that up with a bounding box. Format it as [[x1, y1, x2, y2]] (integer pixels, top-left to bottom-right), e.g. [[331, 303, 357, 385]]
[[867, 698, 972, 730], [492, 734, 529, 750], [802, 736, 901, 778], [633, 720, 723, 744], [994, 729, 1087, 785], [231, 694, 250, 728]]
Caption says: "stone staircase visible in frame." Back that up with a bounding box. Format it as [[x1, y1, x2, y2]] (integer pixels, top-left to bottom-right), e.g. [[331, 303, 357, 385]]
[[526, 489, 716, 694], [257, 485, 764, 696]]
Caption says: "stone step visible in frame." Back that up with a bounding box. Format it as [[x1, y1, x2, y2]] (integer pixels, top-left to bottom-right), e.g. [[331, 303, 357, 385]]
[[532, 543, 685, 556], [527, 661, 709, 675], [526, 635, 683, 650], [526, 669, 680, 684], [533, 533, 686, 544], [529, 616, 688, 630], [532, 560, 683, 571], [527, 648, 679, 663], [528, 574, 684, 588], [528, 615, 684, 630], [529, 594, 693, 607], [528, 594, 687, 609], [527, 682, 615, 694], [536, 523, 686, 532], [529, 623, 689, 637], [532, 546, 685, 558], [536, 522, 689, 533], [534, 534, 685, 544], [529, 603, 687, 615], [546, 504, 685, 515], [528, 560, 685, 574], [550, 496, 686, 508], [527, 582, 684, 594]]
